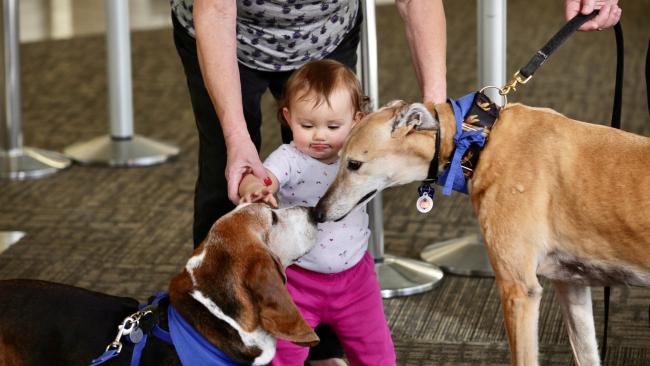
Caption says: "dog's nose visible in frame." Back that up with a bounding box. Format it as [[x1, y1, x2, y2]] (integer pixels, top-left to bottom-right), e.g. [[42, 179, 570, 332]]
[[309, 206, 327, 223]]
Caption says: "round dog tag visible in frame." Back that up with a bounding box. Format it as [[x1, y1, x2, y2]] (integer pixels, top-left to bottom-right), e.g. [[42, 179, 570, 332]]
[[416, 193, 433, 213], [127, 327, 144, 343]]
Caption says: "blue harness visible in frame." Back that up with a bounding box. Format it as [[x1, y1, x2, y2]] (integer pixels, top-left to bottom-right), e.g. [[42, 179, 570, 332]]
[[438, 92, 498, 195], [416, 92, 499, 210], [90, 293, 246, 366]]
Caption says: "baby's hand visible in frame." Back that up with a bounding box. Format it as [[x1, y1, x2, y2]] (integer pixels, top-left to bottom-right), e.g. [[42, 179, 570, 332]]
[[240, 188, 279, 208]]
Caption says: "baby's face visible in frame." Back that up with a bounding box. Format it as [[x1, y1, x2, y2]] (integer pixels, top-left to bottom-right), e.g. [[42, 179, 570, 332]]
[[284, 88, 361, 163]]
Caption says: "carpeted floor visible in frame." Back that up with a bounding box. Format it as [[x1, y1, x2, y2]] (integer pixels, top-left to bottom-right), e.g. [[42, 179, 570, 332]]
[[1, 1, 649, 365]]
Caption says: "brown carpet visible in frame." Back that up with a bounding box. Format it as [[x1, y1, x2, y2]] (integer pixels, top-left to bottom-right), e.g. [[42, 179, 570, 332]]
[[1, 0, 649, 364]]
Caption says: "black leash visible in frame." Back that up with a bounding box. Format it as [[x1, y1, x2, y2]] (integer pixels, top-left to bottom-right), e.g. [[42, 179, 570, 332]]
[[520, 13, 599, 78], [611, 22, 624, 130], [646, 38, 649, 116], [495, 11, 624, 363], [499, 12, 600, 96], [602, 20, 625, 362]]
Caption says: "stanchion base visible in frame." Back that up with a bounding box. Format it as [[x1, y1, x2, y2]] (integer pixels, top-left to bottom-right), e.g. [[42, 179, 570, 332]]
[[376, 254, 444, 298], [0, 147, 71, 180], [0, 231, 25, 253], [420, 233, 494, 277], [64, 135, 180, 167]]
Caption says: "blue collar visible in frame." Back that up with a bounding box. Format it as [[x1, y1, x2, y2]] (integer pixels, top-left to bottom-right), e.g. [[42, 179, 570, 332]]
[[167, 302, 248, 366], [437, 92, 490, 195]]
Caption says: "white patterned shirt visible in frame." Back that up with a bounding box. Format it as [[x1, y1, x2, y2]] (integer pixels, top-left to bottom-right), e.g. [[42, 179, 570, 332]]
[[171, 0, 359, 72], [264, 143, 369, 273]]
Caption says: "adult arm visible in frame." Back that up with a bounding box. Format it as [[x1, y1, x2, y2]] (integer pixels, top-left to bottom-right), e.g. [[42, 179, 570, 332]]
[[193, 0, 269, 204], [565, 0, 621, 31], [396, 0, 447, 104]]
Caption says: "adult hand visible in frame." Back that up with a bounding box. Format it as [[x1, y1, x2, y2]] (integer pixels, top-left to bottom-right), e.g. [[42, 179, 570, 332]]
[[565, 0, 621, 31], [225, 136, 268, 205]]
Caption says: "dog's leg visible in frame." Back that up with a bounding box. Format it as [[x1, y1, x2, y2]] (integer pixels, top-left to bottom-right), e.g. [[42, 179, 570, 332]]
[[552, 281, 600, 366], [495, 272, 543, 366], [484, 234, 543, 366]]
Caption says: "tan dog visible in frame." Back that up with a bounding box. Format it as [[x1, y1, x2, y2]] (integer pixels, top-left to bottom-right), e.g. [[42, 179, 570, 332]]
[[313, 100, 650, 366], [0, 204, 318, 366]]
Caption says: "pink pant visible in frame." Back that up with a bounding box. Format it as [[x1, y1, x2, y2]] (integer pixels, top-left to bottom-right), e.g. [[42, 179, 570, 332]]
[[271, 252, 396, 366]]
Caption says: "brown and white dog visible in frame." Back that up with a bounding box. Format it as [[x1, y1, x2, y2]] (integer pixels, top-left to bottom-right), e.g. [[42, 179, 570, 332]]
[[313, 100, 650, 365], [0, 204, 319, 366]]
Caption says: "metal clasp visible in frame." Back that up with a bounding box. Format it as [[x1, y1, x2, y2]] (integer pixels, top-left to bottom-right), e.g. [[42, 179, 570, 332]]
[[105, 320, 126, 354], [103, 308, 153, 354], [500, 71, 532, 96]]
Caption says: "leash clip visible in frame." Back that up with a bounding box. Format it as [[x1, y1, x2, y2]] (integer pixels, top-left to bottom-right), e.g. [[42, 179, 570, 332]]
[[90, 297, 166, 366], [100, 309, 153, 354], [121, 308, 153, 344], [103, 316, 132, 355], [500, 71, 532, 96], [89, 316, 129, 366]]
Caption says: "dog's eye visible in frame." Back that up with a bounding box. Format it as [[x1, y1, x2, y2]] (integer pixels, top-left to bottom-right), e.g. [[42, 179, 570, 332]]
[[347, 160, 363, 171], [271, 211, 278, 225]]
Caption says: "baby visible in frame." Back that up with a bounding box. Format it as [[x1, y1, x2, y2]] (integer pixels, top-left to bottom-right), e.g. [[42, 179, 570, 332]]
[[239, 59, 396, 365]]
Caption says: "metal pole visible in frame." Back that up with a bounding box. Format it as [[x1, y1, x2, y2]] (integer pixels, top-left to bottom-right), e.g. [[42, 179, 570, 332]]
[[420, 0, 506, 277], [0, 0, 71, 180], [478, 0, 507, 102], [360, 0, 443, 298], [64, 0, 179, 166], [107, 0, 133, 138], [360, 0, 383, 258], [1, 0, 19, 152]]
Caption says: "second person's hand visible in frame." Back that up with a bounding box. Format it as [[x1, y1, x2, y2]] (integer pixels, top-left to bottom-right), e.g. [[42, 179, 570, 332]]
[[565, 0, 621, 31], [225, 137, 269, 205]]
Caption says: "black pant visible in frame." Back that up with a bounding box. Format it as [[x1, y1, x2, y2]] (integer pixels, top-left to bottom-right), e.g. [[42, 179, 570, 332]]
[[172, 9, 361, 362]]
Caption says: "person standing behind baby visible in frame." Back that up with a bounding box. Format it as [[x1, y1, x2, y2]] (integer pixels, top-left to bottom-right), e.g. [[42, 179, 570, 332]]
[[239, 59, 395, 366]]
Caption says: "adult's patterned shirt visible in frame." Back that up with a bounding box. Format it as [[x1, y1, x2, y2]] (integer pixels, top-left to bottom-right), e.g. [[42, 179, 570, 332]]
[[171, 0, 359, 72]]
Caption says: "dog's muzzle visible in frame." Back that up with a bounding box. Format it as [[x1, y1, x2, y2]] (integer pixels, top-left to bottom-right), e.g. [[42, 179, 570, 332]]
[[308, 207, 321, 224], [312, 206, 327, 223], [313, 189, 377, 223]]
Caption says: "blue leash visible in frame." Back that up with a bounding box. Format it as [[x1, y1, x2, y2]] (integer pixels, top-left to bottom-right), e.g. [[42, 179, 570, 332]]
[[90, 293, 172, 366]]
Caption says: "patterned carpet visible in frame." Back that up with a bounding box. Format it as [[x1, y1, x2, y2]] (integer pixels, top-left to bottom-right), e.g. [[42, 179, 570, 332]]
[[1, 1, 649, 365]]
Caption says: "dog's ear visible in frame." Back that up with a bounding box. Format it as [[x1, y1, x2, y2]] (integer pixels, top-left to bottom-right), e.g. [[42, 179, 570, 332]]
[[383, 99, 407, 109], [245, 252, 319, 347], [392, 103, 438, 138]]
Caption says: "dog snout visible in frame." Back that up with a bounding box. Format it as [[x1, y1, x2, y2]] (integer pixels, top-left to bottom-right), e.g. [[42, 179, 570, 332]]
[[311, 205, 327, 223], [307, 207, 318, 224]]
